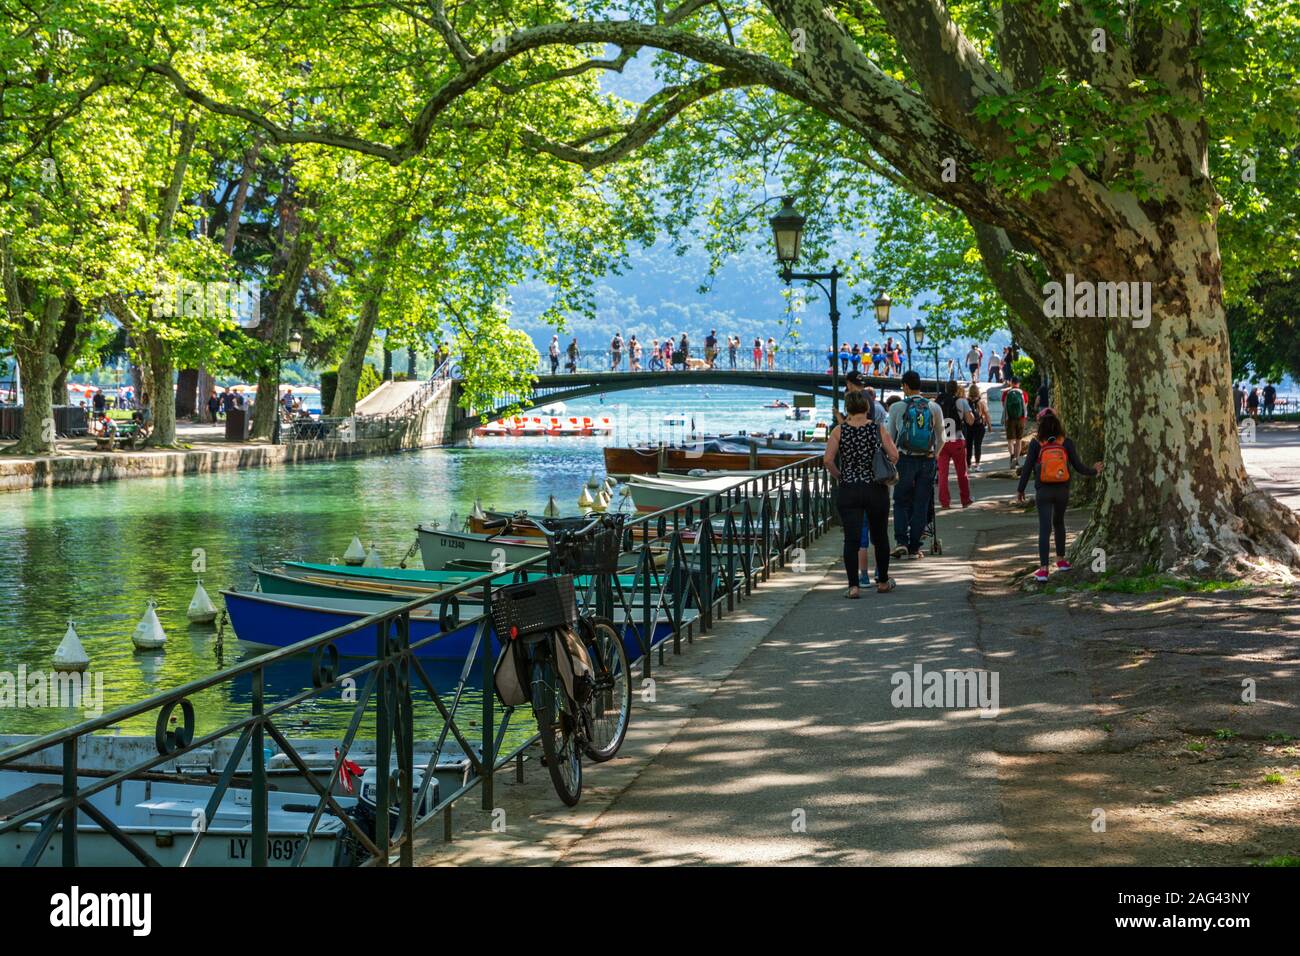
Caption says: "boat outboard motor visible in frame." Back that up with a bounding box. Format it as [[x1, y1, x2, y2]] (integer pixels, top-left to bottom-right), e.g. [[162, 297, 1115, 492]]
[[351, 767, 438, 845]]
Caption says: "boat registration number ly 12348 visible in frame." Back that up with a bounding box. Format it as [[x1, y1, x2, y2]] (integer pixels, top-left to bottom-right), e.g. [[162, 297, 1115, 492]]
[[228, 837, 303, 861]]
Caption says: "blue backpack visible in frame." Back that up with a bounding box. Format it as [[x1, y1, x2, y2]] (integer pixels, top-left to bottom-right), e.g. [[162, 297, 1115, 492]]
[[899, 396, 934, 454]]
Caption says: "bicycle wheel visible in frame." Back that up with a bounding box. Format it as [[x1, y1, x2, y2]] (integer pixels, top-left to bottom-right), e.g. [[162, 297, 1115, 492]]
[[579, 616, 632, 762], [531, 653, 582, 806]]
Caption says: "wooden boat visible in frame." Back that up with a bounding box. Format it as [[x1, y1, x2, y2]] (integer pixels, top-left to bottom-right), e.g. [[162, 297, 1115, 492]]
[[604, 439, 821, 477], [416, 524, 549, 570], [1, 733, 474, 804], [255, 566, 660, 607], [0, 769, 352, 866], [221, 589, 691, 661], [625, 473, 758, 514]]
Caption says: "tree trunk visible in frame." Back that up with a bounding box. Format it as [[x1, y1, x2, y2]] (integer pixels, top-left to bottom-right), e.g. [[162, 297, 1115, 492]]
[[8, 296, 66, 455], [250, 223, 315, 441], [143, 330, 177, 446], [175, 368, 200, 419], [1071, 221, 1300, 577], [382, 347, 393, 381], [332, 294, 383, 417]]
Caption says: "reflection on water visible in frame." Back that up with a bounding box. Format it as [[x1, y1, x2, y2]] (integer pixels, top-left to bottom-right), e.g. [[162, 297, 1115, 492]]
[[0, 386, 830, 741]]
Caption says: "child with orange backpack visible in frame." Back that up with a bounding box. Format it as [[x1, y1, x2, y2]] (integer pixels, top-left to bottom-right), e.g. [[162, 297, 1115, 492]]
[[1016, 408, 1104, 583]]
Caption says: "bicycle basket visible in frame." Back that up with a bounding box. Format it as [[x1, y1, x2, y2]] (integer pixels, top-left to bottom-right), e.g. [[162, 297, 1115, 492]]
[[490, 575, 578, 640], [543, 515, 626, 574]]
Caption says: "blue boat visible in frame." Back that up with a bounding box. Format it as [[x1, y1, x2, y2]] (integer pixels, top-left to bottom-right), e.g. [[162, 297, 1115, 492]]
[[221, 589, 690, 662]]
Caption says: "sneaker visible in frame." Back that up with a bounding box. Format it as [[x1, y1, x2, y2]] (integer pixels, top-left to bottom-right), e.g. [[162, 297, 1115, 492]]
[[1033, 568, 1049, 583], [909, 549, 925, 560], [1056, 560, 1072, 571], [891, 545, 908, 558]]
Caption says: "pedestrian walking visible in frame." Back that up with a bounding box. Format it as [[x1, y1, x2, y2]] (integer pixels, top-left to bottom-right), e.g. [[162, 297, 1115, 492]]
[[206, 388, 221, 423], [936, 379, 974, 509], [1247, 385, 1260, 417], [548, 335, 560, 374], [1263, 382, 1277, 418], [988, 349, 1002, 383], [610, 332, 624, 371], [1016, 409, 1103, 583], [766, 337, 777, 370], [825, 389, 899, 596], [704, 330, 719, 368], [965, 343, 983, 382], [887, 370, 944, 559], [566, 338, 580, 373], [1002, 375, 1029, 469], [728, 335, 738, 369], [629, 335, 642, 371], [965, 382, 989, 470]]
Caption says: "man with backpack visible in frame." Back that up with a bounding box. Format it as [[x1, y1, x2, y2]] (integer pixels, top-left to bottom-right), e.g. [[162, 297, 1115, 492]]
[[1002, 375, 1029, 470], [887, 370, 944, 559], [610, 332, 624, 371]]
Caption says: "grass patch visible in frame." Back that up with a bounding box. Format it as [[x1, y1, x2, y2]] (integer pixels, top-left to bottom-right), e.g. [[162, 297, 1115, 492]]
[[1258, 855, 1300, 866], [1214, 729, 1237, 740], [1263, 772, 1285, 785], [1046, 571, 1250, 594], [1186, 741, 1207, 753]]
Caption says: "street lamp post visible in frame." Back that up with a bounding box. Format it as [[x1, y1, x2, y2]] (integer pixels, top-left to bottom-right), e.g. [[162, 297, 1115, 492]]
[[273, 328, 303, 446], [769, 197, 843, 418], [876, 299, 927, 376]]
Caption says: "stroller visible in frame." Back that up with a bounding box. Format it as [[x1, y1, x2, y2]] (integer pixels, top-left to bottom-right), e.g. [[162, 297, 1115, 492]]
[[924, 468, 943, 555]]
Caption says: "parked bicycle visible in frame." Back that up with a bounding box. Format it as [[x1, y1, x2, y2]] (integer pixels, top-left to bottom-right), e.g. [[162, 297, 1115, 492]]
[[486, 514, 633, 806]]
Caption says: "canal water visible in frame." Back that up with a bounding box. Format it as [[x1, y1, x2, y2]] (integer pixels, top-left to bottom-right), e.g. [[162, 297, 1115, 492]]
[[0, 385, 834, 746]]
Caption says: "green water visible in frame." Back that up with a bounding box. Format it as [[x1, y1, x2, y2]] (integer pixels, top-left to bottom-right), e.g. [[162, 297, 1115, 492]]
[[0, 443, 612, 744], [0, 385, 830, 746]]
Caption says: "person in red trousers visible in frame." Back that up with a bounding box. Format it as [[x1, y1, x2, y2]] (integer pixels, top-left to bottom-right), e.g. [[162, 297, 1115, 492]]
[[936, 380, 974, 509]]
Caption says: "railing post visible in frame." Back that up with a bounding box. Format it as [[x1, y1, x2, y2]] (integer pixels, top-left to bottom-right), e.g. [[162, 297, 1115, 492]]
[[761, 475, 771, 581], [61, 739, 77, 867], [397, 612, 414, 867], [374, 621, 391, 865], [251, 668, 268, 867], [700, 497, 713, 632], [640, 546, 653, 681], [481, 580, 495, 812]]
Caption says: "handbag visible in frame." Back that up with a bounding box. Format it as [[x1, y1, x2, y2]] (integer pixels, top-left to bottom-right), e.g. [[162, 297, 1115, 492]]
[[870, 423, 898, 485]]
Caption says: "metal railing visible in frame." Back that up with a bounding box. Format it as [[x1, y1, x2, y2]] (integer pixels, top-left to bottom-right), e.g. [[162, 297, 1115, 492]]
[[0, 455, 831, 867]]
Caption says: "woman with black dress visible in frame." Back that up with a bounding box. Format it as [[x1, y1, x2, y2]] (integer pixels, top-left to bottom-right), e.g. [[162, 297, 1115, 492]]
[[824, 390, 900, 597]]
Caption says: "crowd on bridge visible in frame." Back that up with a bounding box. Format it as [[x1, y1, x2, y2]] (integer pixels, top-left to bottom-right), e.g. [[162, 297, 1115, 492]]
[[548, 332, 789, 373]]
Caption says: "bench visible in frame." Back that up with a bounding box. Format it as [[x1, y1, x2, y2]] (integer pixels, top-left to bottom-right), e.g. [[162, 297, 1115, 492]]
[[93, 423, 149, 451]]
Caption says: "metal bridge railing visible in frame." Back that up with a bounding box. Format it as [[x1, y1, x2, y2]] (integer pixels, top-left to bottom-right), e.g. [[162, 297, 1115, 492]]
[[0, 455, 832, 868]]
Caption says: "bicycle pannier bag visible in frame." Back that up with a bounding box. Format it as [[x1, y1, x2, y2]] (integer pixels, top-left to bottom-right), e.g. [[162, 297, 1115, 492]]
[[493, 640, 530, 707], [554, 625, 595, 703]]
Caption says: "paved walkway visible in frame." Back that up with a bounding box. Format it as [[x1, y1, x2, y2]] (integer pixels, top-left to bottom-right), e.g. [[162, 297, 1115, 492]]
[[414, 425, 1300, 866]]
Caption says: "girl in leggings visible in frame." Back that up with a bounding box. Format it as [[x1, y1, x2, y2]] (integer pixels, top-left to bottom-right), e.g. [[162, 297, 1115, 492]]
[[1016, 409, 1103, 583], [825, 390, 900, 596]]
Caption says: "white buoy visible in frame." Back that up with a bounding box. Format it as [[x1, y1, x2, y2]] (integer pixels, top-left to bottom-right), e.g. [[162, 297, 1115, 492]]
[[187, 580, 218, 624], [471, 499, 487, 521], [618, 483, 632, 498], [578, 486, 595, 510], [53, 620, 90, 672], [363, 543, 383, 568], [585, 473, 602, 492], [543, 495, 560, 519], [343, 535, 366, 566], [603, 476, 617, 493], [132, 600, 167, 651], [591, 489, 609, 513], [448, 512, 460, 531]]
